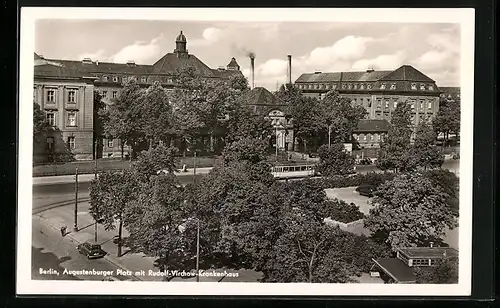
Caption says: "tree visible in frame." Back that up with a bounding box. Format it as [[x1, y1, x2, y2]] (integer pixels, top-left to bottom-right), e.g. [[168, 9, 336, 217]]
[[365, 172, 458, 251], [316, 143, 355, 176], [376, 102, 416, 173], [415, 256, 459, 284], [101, 80, 145, 158], [316, 91, 368, 145], [276, 86, 321, 152], [225, 101, 272, 143], [433, 96, 460, 146], [33, 102, 50, 138], [424, 169, 459, 214], [132, 144, 179, 181], [413, 122, 444, 170], [89, 169, 137, 257], [222, 137, 269, 165], [93, 91, 107, 158], [141, 82, 173, 149]]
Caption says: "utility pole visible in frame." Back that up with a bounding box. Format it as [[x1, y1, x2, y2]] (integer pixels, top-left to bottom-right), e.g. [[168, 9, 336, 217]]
[[94, 139, 98, 243], [73, 167, 79, 232], [196, 218, 200, 282]]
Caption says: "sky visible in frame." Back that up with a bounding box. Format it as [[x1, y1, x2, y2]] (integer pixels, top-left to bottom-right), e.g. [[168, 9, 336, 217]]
[[35, 20, 461, 91]]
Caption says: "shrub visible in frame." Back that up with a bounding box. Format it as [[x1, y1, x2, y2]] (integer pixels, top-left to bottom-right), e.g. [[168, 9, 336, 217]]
[[325, 198, 365, 223], [315, 172, 396, 189]]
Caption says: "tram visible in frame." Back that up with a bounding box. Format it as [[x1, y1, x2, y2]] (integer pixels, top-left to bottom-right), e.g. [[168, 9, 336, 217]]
[[270, 164, 317, 179]]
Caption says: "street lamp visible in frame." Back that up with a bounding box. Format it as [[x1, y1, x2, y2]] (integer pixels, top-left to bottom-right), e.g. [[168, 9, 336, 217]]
[[94, 138, 99, 243]]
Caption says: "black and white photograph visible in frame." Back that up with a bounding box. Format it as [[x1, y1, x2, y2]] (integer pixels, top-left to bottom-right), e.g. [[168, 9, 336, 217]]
[[18, 7, 474, 296]]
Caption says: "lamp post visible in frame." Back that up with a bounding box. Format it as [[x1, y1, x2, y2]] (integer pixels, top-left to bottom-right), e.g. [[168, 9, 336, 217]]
[[94, 138, 99, 243], [73, 167, 79, 232], [195, 218, 200, 282]]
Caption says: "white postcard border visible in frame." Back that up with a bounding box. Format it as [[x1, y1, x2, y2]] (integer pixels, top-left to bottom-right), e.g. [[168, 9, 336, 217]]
[[18, 7, 475, 296]]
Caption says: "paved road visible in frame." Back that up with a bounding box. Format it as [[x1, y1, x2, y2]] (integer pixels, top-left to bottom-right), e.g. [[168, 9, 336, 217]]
[[32, 215, 131, 281], [354, 160, 459, 174]]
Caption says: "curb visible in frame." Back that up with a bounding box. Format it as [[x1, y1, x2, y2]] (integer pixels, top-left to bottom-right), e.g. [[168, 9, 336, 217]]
[[34, 214, 143, 281]]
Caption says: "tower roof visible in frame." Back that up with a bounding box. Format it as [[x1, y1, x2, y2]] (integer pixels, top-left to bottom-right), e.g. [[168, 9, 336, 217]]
[[227, 57, 240, 68], [176, 31, 187, 42]]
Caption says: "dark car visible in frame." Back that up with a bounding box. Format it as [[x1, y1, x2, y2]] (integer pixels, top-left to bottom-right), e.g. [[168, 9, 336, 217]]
[[356, 184, 376, 197], [77, 242, 106, 259]]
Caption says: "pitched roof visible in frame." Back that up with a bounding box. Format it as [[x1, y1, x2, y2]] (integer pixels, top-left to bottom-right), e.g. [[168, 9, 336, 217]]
[[295, 72, 342, 83], [372, 258, 416, 283], [398, 247, 458, 259], [295, 70, 392, 83], [151, 53, 214, 76], [34, 52, 42, 60], [34, 63, 91, 79], [354, 120, 390, 132], [243, 87, 284, 107], [439, 86, 460, 95], [211, 68, 243, 78], [39, 58, 152, 75], [380, 65, 435, 82], [227, 57, 240, 68]]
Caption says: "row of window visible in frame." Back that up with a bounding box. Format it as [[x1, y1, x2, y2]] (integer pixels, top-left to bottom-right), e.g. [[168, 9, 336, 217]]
[[99, 90, 119, 99], [46, 136, 115, 151], [354, 134, 383, 142], [298, 82, 435, 91], [46, 111, 77, 127], [102, 75, 147, 83], [41, 88, 78, 104]]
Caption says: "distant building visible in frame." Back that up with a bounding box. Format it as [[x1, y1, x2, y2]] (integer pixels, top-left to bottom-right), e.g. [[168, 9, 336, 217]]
[[352, 119, 390, 158], [370, 246, 459, 284], [295, 65, 441, 127], [33, 31, 242, 162]]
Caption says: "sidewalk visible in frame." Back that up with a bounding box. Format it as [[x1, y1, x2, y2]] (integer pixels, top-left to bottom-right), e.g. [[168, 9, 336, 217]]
[[34, 200, 263, 282], [32, 167, 214, 186]]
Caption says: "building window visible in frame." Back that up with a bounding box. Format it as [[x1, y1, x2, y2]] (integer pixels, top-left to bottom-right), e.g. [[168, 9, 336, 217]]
[[412, 259, 430, 266], [112, 91, 118, 98], [47, 89, 55, 103], [354, 134, 359, 141], [46, 137, 54, 151], [394, 101, 398, 108], [420, 101, 424, 110], [332, 84, 337, 90], [367, 99, 372, 108], [428, 101, 432, 109], [113, 76, 118, 82], [141, 76, 147, 83], [360, 84, 365, 90], [102, 91, 108, 99], [342, 84, 346, 89], [380, 84, 386, 90], [411, 83, 417, 90], [108, 139, 114, 148], [385, 100, 389, 108], [46, 113, 55, 126], [390, 84, 396, 90], [67, 136, 76, 150], [428, 85, 434, 91], [67, 111, 77, 126], [354, 84, 358, 89], [103, 75, 109, 82], [68, 89, 76, 103], [363, 135, 367, 141], [410, 103, 415, 109], [420, 84, 425, 91]]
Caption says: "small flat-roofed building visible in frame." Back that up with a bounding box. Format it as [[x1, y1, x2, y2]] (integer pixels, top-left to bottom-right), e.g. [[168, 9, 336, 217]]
[[370, 247, 459, 284]]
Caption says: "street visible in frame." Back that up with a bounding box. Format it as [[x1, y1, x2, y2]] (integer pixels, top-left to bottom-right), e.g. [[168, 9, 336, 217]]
[[32, 215, 130, 281]]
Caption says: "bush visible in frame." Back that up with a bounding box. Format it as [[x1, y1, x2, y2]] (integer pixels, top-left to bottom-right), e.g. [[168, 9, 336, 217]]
[[325, 199, 365, 223], [314, 172, 396, 189]]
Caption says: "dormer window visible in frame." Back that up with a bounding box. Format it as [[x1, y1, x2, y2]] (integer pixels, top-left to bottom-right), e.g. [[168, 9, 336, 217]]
[[428, 85, 434, 91], [332, 84, 337, 90], [141, 76, 147, 83], [360, 84, 365, 90], [325, 84, 330, 89], [380, 84, 386, 90], [367, 84, 372, 90], [411, 83, 417, 90], [420, 84, 425, 90], [348, 83, 352, 89], [103, 75, 109, 82], [113, 76, 118, 82], [354, 84, 358, 89], [390, 84, 396, 90], [342, 84, 346, 89]]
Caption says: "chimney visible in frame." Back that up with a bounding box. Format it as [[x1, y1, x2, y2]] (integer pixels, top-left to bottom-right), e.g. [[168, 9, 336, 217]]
[[287, 55, 292, 85], [250, 55, 255, 89]]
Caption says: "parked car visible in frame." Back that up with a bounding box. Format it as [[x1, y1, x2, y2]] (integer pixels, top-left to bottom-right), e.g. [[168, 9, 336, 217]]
[[356, 184, 376, 197], [77, 242, 107, 259]]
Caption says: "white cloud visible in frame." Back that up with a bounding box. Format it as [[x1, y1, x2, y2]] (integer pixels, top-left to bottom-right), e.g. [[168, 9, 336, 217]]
[[78, 49, 106, 61], [351, 50, 407, 70], [109, 34, 164, 64], [190, 27, 224, 47]]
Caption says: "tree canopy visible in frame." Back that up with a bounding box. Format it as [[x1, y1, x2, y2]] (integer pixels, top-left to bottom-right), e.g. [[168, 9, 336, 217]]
[[317, 143, 355, 176], [365, 172, 458, 251]]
